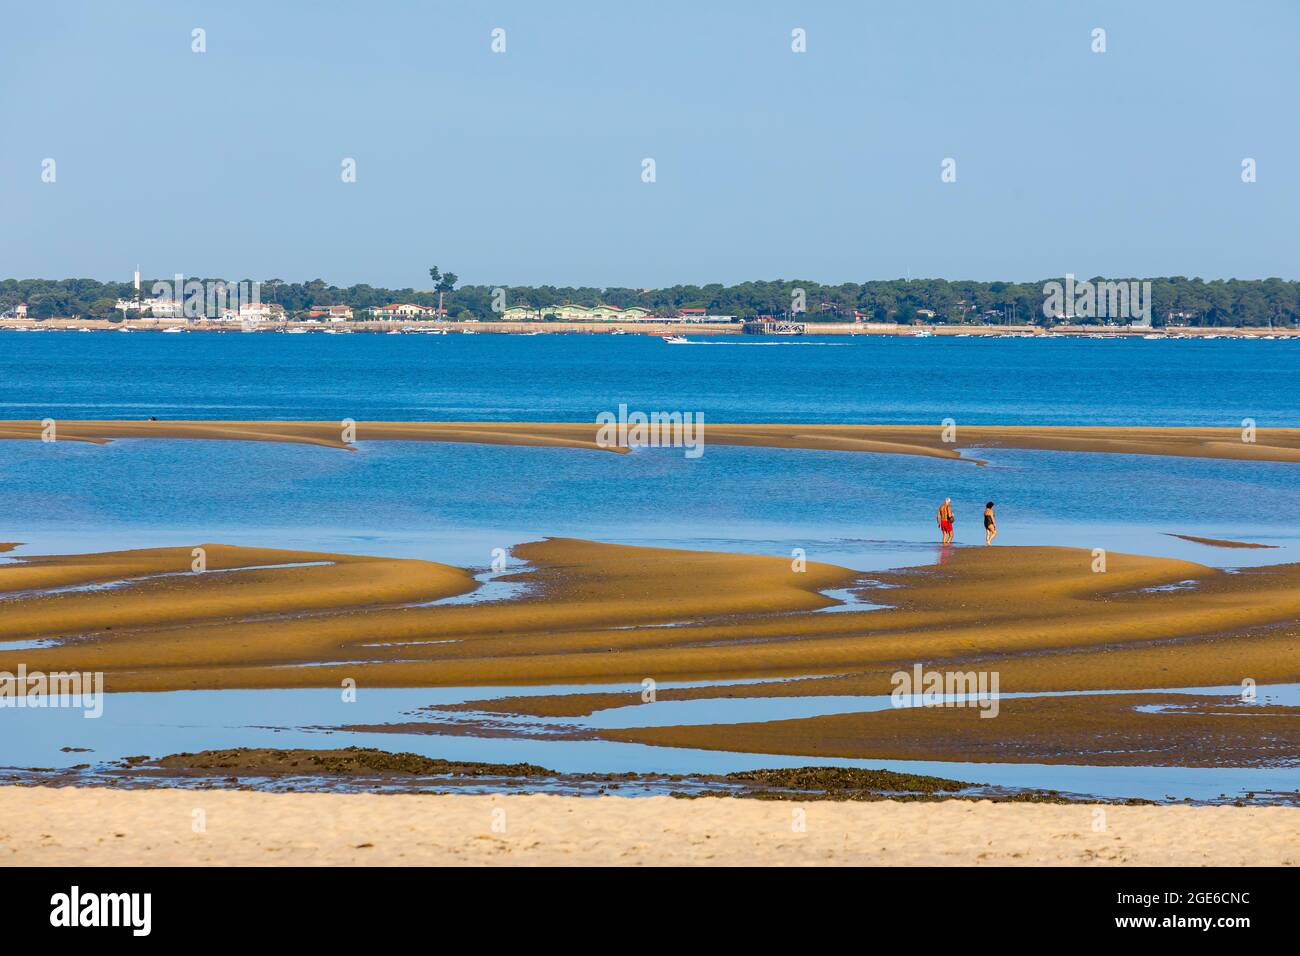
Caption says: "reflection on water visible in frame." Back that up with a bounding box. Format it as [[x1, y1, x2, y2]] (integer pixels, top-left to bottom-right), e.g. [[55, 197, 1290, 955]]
[[1, 441, 1295, 575], [2, 682, 1296, 804]]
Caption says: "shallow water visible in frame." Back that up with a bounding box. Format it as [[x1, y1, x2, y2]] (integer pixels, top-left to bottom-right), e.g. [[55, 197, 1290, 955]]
[[1, 333, 1297, 800], [2, 683, 1296, 803], [1, 441, 1296, 573]]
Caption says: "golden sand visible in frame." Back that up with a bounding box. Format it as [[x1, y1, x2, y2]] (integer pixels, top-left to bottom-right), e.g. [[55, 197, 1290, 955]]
[[1, 787, 1295, 866], [2, 539, 1298, 701], [3, 420, 1299, 463], [0, 538, 852, 691], [3, 538, 1298, 764]]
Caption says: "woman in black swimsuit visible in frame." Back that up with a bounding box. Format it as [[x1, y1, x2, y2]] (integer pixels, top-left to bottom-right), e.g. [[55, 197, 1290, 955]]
[[984, 501, 997, 545]]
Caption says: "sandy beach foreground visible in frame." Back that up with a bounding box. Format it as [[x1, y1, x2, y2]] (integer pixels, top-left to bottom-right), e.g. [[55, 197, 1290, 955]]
[[1, 786, 1293, 866]]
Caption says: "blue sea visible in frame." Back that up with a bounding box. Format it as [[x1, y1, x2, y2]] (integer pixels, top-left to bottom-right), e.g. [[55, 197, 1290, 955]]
[[0, 331, 1295, 567], [1, 330, 1297, 798]]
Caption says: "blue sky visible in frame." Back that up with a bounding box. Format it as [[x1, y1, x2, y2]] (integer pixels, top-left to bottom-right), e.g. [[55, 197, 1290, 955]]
[[2, 0, 1298, 287]]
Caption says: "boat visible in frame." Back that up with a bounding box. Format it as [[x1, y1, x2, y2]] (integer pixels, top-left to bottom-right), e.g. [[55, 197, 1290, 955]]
[[285, 328, 310, 335], [663, 335, 689, 344], [1142, 333, 1164, 340], [161, 327, 184, 333], [910, 329, 933, 338]]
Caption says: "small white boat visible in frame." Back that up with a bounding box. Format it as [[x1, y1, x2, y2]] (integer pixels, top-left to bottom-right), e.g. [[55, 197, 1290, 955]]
[[1142, 333, 1164, 340], [162, 327, 184, 333], [285, 328, 309, 335], [663, 335, 689, 344], [910, 329, 933, 338]]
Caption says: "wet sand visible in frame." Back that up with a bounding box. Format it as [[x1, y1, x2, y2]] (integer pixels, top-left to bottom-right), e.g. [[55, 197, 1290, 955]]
[[1, 786, 1294, 865], [3, 539, 1300, 767], [603, 694, 1300, 768], [0, 544, 474, 654], [3, 540, 1299, 699], [1165, 533, 1279, 549], [3, 420, 1299, 463], [22, 747, 1007, 801]]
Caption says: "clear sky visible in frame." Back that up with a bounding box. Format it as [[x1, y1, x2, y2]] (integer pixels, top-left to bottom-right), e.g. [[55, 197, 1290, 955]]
[[2, 0, 1298, 288]]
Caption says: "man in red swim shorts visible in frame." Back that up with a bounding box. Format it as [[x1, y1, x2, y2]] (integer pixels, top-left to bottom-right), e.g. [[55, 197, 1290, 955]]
[[937, 497, 954, 545]]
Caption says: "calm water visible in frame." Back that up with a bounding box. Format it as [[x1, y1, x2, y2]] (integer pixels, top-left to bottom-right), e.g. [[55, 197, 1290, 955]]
[[1, 331, 1297, 796], [2, 330, 1297, 424], [1, 331, 1297, 566], [3, 683, 1298, 802]]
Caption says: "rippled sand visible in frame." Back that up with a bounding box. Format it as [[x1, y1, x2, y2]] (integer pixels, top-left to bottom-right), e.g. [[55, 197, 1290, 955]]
[[2, 538, 1299, 765]]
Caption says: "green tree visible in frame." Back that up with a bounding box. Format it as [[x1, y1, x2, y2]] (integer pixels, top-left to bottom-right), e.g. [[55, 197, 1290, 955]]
[[429, 266, 459, 319]]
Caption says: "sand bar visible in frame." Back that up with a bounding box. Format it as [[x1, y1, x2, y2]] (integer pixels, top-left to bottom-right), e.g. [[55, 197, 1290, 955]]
[[1165, 533, 1278, 549], [603, 694, 1300, 767], [3, 539, 1300, 766], [3, 539, 1299, 697], [3, 420, 1299, 463]]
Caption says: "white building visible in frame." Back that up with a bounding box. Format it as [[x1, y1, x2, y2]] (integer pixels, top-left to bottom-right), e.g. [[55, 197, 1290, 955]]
[[216, 302, 286, 323], [372, 303, 442, 319]]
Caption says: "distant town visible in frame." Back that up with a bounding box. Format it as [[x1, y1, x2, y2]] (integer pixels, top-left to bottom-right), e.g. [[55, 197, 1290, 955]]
[[2, 271, 1299, 336]]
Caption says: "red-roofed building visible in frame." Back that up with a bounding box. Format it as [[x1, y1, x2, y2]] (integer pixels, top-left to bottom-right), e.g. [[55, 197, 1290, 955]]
[[306, 305, 354, 322]]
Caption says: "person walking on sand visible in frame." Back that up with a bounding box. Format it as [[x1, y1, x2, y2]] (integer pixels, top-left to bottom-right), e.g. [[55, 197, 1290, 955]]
[[984, 501, 997, 545], [937, 497, 954, 545]]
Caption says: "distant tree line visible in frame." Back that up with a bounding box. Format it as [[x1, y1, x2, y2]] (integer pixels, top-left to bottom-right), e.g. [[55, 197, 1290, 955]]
[[4, 276, 1299, 327]]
